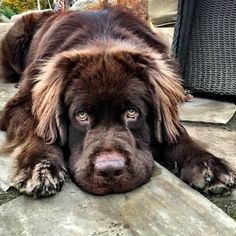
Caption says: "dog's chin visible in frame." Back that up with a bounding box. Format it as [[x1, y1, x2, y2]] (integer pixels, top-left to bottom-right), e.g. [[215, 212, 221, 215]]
[[72, 171, 153, 195]]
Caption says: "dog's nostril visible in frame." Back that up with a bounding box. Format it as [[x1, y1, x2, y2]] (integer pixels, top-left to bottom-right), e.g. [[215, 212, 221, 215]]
[[94, 152, 126, 180], [98, 171, 108, 178], [114, 170, 123, 176], [95, 160, 125, 180]]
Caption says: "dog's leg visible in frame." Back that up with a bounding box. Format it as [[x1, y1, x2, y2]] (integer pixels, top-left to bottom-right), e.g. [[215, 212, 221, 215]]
[[161, 127, 236, 195], [11, 138, 66, 197], [1, 93, 66, 197]]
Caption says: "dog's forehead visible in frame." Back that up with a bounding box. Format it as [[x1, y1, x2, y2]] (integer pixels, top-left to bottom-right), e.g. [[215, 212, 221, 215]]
[[64, 71, 149, 111], [72, 51, 134, 81], [68, 76, 147, 105], [64, 52, 148, 103]]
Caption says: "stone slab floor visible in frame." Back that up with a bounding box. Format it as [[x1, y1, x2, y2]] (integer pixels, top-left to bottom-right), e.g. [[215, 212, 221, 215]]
[[0, 79, 236, 235]]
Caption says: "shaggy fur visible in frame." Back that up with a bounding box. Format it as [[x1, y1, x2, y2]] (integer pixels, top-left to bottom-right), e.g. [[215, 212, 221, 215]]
[[0, 7, 235, 197]]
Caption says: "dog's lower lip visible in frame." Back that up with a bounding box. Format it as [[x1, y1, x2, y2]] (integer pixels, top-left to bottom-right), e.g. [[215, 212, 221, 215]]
[[93, 187, 122, 195], [89, 178, 126, 195], [97, 178, 122, 187]]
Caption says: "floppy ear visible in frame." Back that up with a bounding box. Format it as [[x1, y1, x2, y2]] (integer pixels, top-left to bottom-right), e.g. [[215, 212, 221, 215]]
[[130, 51, 185, 144], [32, 51, 77, 145]]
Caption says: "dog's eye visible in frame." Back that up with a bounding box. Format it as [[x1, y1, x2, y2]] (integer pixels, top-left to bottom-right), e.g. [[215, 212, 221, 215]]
[[126, 108, 138, 120], [76, 111, 88, 122]]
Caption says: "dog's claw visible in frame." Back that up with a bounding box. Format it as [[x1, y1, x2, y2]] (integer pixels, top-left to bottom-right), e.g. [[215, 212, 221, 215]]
[[205, 176, 212, 183]]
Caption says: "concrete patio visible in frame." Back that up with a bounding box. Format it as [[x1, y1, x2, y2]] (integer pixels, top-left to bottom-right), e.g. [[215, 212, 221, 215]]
[[1, 163, 236, 236], [0, 79, 236, 235]]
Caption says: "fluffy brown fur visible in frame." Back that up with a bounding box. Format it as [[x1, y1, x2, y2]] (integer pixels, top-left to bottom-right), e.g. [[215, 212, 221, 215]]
[[0, 6, 235, 197]]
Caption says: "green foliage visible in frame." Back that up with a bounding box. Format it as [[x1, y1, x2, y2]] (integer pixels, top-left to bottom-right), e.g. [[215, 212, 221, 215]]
[[0, 6, 17, 18], [2, 0, 53, 14]]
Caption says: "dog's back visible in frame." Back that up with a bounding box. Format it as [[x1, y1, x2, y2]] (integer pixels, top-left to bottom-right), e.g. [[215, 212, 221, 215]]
[[0, 10, 54, 82], [0, 7, 169, 83]]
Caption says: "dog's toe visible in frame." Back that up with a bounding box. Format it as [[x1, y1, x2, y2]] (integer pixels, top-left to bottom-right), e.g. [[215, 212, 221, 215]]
[[205, 181, 228, 194], [205, 172, 235, 195], [180, 162, 213, 190], [218, 172, 235, 187]]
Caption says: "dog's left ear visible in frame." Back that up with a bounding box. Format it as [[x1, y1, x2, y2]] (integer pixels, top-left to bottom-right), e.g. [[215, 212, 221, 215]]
[[32, 51, 77, 145], [129, 51, 185, 144]]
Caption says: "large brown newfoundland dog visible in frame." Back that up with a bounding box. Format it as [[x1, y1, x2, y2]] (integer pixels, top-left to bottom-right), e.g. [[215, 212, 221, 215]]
[[0, 7, 235, 197]]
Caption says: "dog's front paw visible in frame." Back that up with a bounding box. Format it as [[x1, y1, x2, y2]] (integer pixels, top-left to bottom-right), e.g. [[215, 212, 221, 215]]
[[180, 155, 235, 195], [12, 160, 66, 197]]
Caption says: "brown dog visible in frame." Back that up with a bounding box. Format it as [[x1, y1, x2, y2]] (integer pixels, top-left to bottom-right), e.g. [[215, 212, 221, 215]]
[[0, 7, 235, 197]]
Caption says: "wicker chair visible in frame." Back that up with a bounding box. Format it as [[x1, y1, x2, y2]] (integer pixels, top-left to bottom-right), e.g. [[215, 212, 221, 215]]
[[173, 0, 236, 96]]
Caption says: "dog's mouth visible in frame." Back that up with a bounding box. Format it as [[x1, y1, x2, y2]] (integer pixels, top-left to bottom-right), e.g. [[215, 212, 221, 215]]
[[69, 147, 154, 195], [74, 169, 153, 195], [71, 158, 154, 195], [78, 172, 145, 195]]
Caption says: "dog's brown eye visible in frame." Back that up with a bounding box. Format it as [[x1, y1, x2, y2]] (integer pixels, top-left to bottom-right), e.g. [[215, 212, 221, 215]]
[[126, 108, 138, 119], [76, 111, 88, 122]]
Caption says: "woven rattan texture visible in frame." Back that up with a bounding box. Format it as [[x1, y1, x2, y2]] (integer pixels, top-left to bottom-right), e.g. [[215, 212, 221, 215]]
[[183, 0, 236, 95]]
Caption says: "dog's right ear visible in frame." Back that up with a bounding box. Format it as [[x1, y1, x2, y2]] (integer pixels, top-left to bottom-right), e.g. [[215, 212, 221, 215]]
[[125, 50, 185, 144], [32, 51, 78, 145]]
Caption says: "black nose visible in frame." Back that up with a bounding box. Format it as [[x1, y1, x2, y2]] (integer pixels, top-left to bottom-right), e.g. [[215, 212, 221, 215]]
[[95, 160, 125, 180]]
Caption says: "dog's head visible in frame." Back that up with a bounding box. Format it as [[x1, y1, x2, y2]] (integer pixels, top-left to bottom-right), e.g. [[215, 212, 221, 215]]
[[32, 46, 185, 195]]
